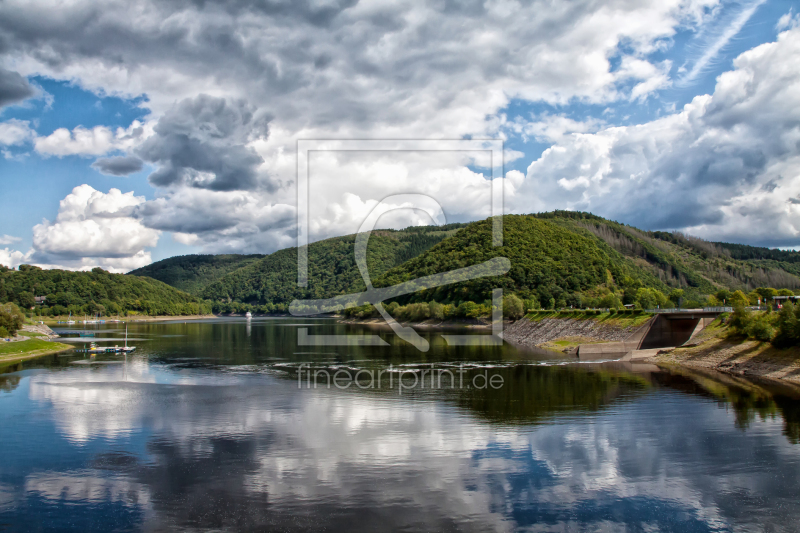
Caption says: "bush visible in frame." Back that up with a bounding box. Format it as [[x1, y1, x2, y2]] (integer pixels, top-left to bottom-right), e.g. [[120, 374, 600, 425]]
[[774, 301, 800, 347], [429, 301, 445, 320], [729, 305, 751, 332], [744, 314, 775, 342], [729, 305, 775, 342], [0, 326, 9, 338], [503, 294, 524, 319], [0, 303, 24, 336]]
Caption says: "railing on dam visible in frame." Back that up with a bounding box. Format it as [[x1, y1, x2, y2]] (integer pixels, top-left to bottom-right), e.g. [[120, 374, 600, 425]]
[[645, 307, 733, 314]]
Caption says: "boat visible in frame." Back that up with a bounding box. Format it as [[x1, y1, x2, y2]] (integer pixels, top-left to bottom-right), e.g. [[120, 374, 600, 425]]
[[75, 326, 135, 354], [245, 311, 252, 318], [66, 312, 75, 325], [121, 324, 135, 353]]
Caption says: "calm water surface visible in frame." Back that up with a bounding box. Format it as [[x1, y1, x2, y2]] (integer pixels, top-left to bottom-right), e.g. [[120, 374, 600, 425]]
[[2, 318, 800, 532]]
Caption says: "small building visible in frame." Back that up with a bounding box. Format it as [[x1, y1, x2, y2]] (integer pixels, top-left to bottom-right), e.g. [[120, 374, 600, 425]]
[[773, 295, 800, 309], [34, 296, 47, 304]]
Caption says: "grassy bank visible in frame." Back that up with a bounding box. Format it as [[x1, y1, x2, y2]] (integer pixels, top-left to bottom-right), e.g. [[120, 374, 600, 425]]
[[0, 338, 73, 366], [524, 310, 653, 328]]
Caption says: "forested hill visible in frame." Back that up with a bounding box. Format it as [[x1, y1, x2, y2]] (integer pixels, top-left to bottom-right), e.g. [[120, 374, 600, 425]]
[[128, 254, 265, 295], [370, 213, 800, 310], [375, 215, 668, 308], [199, 224, 466, 311], [0, 265, 211, 316], [532, 211, 800, 294], [118, 211, 800, 314], [9, 212, 797, 317]]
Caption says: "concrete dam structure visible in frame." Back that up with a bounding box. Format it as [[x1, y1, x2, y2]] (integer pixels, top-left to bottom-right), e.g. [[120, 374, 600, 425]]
[[576, 310, 726, 361]]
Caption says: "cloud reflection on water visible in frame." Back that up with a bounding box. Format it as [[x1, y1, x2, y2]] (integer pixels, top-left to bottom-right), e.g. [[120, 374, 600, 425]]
[[10, 363, 800, 531]]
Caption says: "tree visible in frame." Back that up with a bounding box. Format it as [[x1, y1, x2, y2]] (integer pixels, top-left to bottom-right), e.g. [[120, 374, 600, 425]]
[[774, 301, 800, 347], [755, 287, 778, 303], [598, 293, 622, 309], [0, 303, 24, 336], [503, 294, 524, 319], [635, 288, 658, 310], [523, 297, 540, 312], [429, 301, 445, 320], [729, 290, 749, 307], [669, 289, 684, 307], [17, 291, 35, 309]]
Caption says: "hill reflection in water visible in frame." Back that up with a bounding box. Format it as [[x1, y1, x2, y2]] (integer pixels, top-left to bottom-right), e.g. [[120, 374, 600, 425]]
[[1, 318, 800, 532]]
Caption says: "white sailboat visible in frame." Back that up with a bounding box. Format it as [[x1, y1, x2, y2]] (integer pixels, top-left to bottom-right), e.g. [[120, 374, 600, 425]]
[[66, 312, 75, 325], [121, 323, 135, 352]]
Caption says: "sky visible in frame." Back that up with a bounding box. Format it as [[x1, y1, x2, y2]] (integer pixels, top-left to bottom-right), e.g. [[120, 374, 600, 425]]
[[1, 0, 799, 272]]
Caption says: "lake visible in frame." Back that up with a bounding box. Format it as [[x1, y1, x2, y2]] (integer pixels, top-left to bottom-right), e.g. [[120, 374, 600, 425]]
[[2, 318, 800, 532]]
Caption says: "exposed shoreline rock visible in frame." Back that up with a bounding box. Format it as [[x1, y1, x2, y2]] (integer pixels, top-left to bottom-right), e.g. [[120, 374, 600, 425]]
[[502, 317, 647, 349]]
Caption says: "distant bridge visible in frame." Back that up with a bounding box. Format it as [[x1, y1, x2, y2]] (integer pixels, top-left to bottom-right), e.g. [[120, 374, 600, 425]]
[[577, 308, 732, 361]]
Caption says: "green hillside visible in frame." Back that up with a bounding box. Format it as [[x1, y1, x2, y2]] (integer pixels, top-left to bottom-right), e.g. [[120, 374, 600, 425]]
[[0, 265, 211, 317], [375, 215, 670, 308], [201, 224, 465, 312], [533, 211, 800, 295], [197, 213, 800, 314], [19, 211, 793, 318], [128, 254, 264, 294]]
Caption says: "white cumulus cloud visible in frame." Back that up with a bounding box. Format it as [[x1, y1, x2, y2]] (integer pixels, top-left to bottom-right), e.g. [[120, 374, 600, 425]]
[[33, 120, 153, 158], [0, 119, 34, 146], [518, 25, 800, 246], [29, 184, 160, 272]]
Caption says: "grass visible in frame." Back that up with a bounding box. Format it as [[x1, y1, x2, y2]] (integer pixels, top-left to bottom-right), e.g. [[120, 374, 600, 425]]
[[524, 310, 653, 328], [19, 331, 47, 337], [0, 338, 73, 364]]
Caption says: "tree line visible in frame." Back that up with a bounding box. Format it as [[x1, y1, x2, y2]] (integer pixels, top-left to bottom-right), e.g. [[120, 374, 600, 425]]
[[0, 265, 212, 317]]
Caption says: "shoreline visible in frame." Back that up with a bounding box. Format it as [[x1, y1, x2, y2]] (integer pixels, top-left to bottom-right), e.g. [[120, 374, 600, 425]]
[[0, 339, 74, 367], [28, 314, 800, 387], [41, 314, 217, 325], [647, 337, 800, 386], [341, 314, 800, 387], [337, 316, 494, 329]]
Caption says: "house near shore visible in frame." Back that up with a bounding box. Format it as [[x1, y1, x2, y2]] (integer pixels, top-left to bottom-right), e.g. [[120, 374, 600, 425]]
[[773, 295, 800, 309]]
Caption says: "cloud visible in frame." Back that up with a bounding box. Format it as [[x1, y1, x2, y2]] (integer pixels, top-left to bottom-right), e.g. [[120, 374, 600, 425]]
[[34, 125, 115, 156], [136, 95, 269, 191], [518, 25, 800, 246], [1, 0, 778, 256], [91, 155, 144, 176], [777, 10, 799, 31], [0, 234, 21, 245], [678, 0, 767, 87], [0, 247, 30, 269], [23, 367, 800, 531], [0, 67, 34, 108], [34, 120, 153, 158], [30, 184, 160, 272], [0, 119, 34, 145], [614, 57, 673, 101], [507, 114, 605, 144], [136, 188, 295, 254]]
